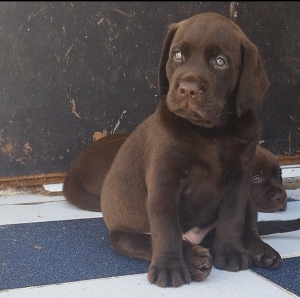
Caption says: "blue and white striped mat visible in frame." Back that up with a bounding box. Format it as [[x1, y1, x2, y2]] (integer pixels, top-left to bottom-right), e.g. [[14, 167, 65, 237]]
[[0, 178, 299, 297]]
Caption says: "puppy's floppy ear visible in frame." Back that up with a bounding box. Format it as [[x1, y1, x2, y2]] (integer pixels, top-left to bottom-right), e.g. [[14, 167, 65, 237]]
[[236, 39, 269, 117], [158, 23, 179, 99]]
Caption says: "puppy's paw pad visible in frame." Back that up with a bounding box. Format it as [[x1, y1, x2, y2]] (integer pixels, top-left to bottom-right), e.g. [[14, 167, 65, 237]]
[[184, 245, 212, 281]]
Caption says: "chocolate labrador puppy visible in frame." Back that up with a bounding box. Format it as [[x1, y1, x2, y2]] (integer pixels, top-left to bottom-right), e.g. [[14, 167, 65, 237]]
[[251, 145, 287, 212], [100, 12, 283, 287], [65, 13, 283, 287]]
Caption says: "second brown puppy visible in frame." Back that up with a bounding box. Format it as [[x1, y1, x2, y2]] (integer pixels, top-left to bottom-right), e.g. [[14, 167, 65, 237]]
[[251, 146, 287, 212]]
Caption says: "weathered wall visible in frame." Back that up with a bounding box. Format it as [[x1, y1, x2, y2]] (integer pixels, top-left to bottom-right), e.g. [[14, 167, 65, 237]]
[[0, 2, 299, 178]]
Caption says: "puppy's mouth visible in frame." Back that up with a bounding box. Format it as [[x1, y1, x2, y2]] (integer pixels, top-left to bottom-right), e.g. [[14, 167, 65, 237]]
[[166, 94, 220, 127], [175, 108, 214, 127], [256, 198, 287, 212], [166, 84, 229, 127]]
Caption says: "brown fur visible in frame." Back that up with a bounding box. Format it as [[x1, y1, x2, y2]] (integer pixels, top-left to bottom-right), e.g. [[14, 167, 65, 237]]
[[64, 13, 283, 287], [63, 132, 129, 211], [101, 13, 281, 287]]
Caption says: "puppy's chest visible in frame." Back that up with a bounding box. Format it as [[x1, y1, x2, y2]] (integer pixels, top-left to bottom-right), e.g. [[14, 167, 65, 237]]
[[191, 134, 243, 173], [178, 135, 248, 228]]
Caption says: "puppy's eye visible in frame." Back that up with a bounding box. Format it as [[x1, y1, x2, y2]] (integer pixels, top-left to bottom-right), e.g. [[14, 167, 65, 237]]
[[251, 175, 262, 183], [215, 57, 226, 67], [174, 50, 182, 61]]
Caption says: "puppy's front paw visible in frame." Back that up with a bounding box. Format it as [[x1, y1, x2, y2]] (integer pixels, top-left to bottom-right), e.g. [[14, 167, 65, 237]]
[[147, 257, 191, 288], [212, 243, 251, 272], [248, 241, 282, 269], [184, 245, 212, 281]]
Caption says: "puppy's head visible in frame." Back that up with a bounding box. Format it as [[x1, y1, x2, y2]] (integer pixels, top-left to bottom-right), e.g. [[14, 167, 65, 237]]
[[158, 12, 269, 128], [251, 146, 287, 212]]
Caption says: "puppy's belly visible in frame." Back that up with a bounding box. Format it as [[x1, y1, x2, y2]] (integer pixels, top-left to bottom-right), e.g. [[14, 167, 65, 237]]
[[182, 220, 217, 245]]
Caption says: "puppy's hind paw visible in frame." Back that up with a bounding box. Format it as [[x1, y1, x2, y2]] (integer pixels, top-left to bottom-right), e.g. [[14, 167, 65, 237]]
[[248, 241, 282, 269], [184, 245, 212, 282]]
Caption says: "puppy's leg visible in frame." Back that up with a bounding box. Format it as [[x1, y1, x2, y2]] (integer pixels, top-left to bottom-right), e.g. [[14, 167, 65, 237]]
[[109, 231, 152, 261], [212, 173, 252, 272], [110, 230, 192, 287], [243, 201, 282, 269], [110, 231, 212, 286]]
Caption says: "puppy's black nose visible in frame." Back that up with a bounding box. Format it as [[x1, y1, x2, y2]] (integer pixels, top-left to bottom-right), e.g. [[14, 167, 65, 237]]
[[178, 82, 200, 101]]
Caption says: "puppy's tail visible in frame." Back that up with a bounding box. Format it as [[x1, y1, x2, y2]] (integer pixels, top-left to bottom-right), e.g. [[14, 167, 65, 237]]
[[258, 218, 300, 236], [63, 175, 101, 212]]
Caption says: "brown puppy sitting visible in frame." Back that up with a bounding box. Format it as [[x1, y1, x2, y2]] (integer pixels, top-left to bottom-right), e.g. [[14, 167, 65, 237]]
[[65, 12, 282, 287], [98, 13, 283, 287], [251, 145, 287, 212]]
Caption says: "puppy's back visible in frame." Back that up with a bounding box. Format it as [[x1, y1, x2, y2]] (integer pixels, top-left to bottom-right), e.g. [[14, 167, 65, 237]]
[[63, 132, 129, 211]]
